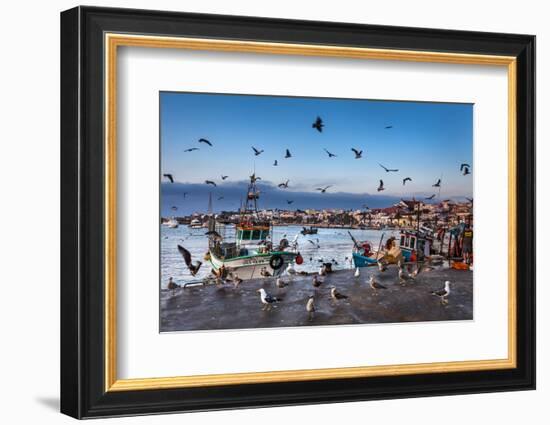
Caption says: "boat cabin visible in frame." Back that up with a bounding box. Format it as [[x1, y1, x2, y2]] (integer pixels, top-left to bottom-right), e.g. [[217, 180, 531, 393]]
[[399, 230, 433, 262]]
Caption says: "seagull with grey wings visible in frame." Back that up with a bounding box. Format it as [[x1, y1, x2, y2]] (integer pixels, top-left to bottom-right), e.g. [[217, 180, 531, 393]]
[[306, 296, 316, 320], [379, 163, 398, 172], [316, 185, 332, 193], [177, 245, 202, 276], [252, 146, 264, 156], [369, 275, 387, 295], [431, 281, 451, 305], [257, 288, 282, 311], [198, 138, 212, 146], [323, 148, 337, 158], [351, 148, 363, 159], [312, 116, 324, 132], [331, 287, 348, 301]]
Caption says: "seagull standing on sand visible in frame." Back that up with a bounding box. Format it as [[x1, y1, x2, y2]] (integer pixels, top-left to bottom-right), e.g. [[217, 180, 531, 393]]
[[230, 273, 243, 288], [313, 274, 324, 287], [331, 287, 348, 301], [377, 260, 388, 272], [257, 288, 281, 310], [369, 275, 387, 295], [276, 277, 289, 288], [306, 296, 316, 320], [398, 261, 414, 285], [177, 245, 202, 276], [431, 281, 451, 305]]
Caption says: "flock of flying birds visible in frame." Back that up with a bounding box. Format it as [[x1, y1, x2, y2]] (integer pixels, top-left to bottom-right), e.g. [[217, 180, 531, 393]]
[[163, 115, 472, 208]]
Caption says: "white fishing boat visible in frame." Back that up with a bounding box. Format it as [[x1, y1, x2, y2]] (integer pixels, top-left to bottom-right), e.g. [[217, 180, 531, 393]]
[[206, 173, 302, 280], [188, 218, 202, 229], [165, 217, 179, 228]]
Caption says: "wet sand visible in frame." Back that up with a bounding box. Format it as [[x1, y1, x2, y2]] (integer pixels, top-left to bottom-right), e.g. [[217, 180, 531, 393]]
[[160, 267, 473, 332]]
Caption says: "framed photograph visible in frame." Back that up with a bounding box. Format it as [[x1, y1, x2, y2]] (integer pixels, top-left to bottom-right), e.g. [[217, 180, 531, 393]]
[[60, 6, 535, 419]]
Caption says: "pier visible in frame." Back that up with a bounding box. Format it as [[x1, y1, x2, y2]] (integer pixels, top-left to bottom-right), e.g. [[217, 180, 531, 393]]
[[160, 266, 473, 332]]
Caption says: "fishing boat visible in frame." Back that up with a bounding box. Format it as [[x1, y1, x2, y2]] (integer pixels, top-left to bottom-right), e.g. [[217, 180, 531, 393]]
[[398, 229, 433, 262], [188, 218, 202, 229], [300, 226, 318, 235], [165, 217, 179, 228], [206, 173, 301, 280], [348, 231, 384, 267]]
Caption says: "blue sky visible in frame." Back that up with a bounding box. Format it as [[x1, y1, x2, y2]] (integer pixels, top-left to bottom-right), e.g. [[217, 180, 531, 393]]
[[160, 92, 472, 215]]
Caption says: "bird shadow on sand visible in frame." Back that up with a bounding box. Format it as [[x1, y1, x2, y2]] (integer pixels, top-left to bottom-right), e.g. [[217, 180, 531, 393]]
[[35, 396, 59, 411]]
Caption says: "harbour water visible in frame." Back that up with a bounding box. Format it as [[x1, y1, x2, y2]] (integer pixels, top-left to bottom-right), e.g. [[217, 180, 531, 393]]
[[160, 225, 400, 289]]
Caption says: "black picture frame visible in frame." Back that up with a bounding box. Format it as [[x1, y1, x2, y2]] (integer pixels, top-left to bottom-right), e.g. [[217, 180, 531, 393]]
[[61, 5, 535, 419]]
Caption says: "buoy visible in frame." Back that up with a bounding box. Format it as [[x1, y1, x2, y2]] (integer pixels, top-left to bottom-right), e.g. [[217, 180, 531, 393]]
[[354, 267, 360, 277], [296, 253, 304, 265]]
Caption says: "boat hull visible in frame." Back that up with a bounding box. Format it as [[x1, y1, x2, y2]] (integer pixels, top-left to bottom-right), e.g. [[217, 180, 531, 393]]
[[209, 251, 298, 280], [352, 252, 379, 268]]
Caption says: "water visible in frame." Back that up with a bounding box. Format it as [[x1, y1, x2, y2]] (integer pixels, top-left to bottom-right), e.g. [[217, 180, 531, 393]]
[[161, 225, 399, 289]]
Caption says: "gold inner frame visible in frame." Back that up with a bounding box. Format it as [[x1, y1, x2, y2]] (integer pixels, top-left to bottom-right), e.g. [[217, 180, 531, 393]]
[[104, 33, 517, 392]]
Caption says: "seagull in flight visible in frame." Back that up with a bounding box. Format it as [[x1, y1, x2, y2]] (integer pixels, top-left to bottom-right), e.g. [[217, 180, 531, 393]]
[[431, 281, 451, 305], [217, 196, 224, 201], [323, 148, 337, 158], [273, 160, 278, 166], [460, 163, 471, 171], [402, 177, 412, 185], [425, 194, 436, 200], [278, 180, 290, 189], [462, 167, 471, 175], [198, 138, 212, 146], [252, 146, 264, 156], [257, 288, 281, 310], [316, 185, 332, 193], [177, 245, 202, 276], [163, 173, 174, 183], [351, 148, 363, 159], [379, 163, 399, 172], [221, 175, 228, 180], [432, 178, 442, 187], [183, 147, 199, 152], [385, 125, 393, 129], [205, 180, 217, 187], [284, 149, 292, 159], [286, 200, 294, 205], [377, 180, 385, 192], [312, 116, 324, 132]]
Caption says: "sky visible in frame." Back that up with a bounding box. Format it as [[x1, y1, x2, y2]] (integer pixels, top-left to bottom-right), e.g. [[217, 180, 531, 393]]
[[160, 91, 472, 216]]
